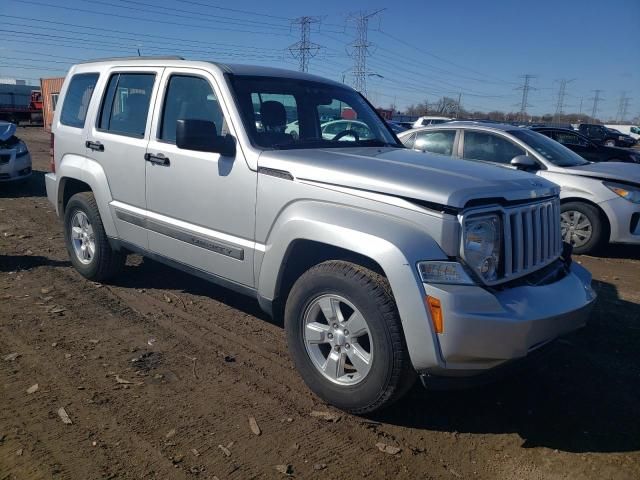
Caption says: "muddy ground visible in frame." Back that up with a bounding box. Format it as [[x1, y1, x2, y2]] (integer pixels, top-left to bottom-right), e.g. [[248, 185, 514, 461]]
[[1, 127, 639, 479]]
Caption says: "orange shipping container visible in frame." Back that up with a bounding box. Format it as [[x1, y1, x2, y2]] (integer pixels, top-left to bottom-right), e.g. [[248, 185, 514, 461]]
[[40, 77, 65, 132]]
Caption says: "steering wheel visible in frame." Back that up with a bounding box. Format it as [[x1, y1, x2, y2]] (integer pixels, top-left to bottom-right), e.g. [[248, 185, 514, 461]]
[[332, 129, 360, 142]]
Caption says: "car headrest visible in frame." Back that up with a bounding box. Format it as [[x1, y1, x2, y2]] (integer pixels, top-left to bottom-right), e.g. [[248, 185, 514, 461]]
[[261, 101, 286, 129]]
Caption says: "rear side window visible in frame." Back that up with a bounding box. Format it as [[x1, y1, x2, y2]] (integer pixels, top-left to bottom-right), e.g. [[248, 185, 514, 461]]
[[60, 73, 99, 128], [98, 73, 155, 138], [463, 131, 524, 164], [414, 130, 456, 156]]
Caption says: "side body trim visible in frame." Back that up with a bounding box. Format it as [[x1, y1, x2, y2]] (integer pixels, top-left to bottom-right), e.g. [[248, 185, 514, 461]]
[[111, 201, 265, 261]]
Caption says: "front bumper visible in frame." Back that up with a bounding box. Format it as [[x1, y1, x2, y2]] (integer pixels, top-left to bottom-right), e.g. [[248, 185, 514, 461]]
[[598, 195, 640, 244], [0, 151, 32, 182], [421, 262, 596, 375]]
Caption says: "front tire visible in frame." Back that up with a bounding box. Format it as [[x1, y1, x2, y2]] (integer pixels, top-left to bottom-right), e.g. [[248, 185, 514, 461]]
[[63, 192, 125, 281], [560, 201, 606, 254], [285, 260, 415, 414]]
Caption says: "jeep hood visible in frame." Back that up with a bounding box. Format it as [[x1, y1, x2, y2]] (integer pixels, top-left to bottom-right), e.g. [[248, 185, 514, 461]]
[[258, 147, 558, 209], [558, 162, 640, 185], [0, 121, 17, 141]]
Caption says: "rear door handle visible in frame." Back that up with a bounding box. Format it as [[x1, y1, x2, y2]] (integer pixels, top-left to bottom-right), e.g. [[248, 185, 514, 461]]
[[144, 153, 170, 166], [85, 140, 104, 152]]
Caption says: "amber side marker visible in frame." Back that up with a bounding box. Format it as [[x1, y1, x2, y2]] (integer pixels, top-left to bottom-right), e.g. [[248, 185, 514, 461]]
[[426, 296, 443, 334]]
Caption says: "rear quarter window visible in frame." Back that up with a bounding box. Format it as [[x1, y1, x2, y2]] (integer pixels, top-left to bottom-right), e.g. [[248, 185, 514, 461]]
[[60, 73, 99, 128]]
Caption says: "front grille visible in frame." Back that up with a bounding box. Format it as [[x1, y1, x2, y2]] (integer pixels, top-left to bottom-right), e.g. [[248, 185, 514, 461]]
[[503, 198, 562, 280], [0, 154, 10, 165]]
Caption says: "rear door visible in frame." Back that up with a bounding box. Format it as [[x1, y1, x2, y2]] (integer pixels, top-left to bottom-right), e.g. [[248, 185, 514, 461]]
[[85, 66, 163, 248]]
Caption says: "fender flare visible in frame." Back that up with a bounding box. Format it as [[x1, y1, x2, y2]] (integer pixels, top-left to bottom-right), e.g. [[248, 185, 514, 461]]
[[57, 154, 118, 238], [258, 200, 448, 370]]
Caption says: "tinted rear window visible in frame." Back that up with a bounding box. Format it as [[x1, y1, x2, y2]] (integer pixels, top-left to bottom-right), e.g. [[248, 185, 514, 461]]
[[60, 73, 99, 128]]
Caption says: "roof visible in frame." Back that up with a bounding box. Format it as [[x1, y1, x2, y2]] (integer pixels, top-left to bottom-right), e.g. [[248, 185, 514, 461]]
[[74, 56, 344, 87], [407, 121, 521, 132]]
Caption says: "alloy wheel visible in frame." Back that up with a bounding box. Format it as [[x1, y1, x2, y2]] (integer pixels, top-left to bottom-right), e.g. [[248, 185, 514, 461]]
[[303, 294, 373, 385]]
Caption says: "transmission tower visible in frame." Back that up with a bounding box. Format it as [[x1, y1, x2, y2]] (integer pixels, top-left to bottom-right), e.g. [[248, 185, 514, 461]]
[[288, 16, 322, 72], [516, 74, 537, 121], [590, 89, 603, 119], [348, 9, 384, 96], [615, 92, 632, 122], [554, 79, 575, 119]]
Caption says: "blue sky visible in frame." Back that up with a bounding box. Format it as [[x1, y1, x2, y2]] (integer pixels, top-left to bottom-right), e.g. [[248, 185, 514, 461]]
[[1, 0, 638, 120]]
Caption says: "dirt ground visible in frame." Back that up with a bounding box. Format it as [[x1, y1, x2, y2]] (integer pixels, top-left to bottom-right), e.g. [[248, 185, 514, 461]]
[[1, 127, 639, 480]]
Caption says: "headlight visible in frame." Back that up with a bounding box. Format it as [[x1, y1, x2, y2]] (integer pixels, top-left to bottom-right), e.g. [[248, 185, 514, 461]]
[[417, 261, 474, 285], [463, 214, 501, 282], [604, 181, 640, 204], [16, 141, 28, 157]]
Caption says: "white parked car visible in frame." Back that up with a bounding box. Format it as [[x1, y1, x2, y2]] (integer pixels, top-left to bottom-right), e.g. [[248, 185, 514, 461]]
[[412, 116, 452, 129], [399, 121, 640, 254], [321, 119, 374, 141], [0, 121, 32, 182]]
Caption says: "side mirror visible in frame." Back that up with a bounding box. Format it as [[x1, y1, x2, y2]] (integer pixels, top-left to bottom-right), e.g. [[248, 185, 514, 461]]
[[176, 119, 236, 157], [510, 155, 539, 171]]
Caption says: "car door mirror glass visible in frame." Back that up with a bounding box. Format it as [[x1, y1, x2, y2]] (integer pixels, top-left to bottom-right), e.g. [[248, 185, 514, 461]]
[[510, 155, 539, 171], [176, 119, 236, 156]]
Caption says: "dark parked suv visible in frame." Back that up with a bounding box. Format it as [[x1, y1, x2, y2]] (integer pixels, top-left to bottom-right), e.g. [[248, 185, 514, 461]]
[[578, 124, 637, 148], [532, 127, 640, 164]]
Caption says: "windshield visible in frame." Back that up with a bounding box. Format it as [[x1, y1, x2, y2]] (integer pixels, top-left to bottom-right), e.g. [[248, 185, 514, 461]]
[[509, 129, 590, 167], [228, 75, 400, 150]]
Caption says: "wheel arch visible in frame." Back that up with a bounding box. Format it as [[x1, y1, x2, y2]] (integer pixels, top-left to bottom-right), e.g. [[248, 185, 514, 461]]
[[57, 154, 117, 238], [256, 201, 447, 372], [560, 197, 611, 242]]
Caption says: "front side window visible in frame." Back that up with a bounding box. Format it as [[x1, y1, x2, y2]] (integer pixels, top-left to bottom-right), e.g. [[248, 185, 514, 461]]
[[98, 73, 155, 137], [554, 131, 588, 146], [414, 130, 456, 156], [463, 131, 524, 164], [60, 73, 99, 128], [509, 129, 589, 167], [159, 75, 226, 143], [229, 75, 398, 150]]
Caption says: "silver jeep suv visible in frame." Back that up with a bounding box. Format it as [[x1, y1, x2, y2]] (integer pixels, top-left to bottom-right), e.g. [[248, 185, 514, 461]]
[[45, 57, 596, 413]]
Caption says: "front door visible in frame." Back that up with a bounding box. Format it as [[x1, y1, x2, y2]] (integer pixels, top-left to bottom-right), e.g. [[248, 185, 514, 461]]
[[144, 68, 257, 287], [86, 66, 163, 248]]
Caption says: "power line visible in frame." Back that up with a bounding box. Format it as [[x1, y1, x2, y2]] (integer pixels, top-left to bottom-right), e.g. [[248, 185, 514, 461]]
[[288, 17, 322, 72], [347, 9, 384, 96], [8, 0, 292, 37]]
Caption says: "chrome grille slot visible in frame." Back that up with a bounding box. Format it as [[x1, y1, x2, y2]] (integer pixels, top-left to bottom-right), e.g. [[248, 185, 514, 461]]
[[503, 198, 562, 282]]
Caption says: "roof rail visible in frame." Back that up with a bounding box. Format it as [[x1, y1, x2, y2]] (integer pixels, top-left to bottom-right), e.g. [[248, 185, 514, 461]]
[[78, 56, 185, 64]]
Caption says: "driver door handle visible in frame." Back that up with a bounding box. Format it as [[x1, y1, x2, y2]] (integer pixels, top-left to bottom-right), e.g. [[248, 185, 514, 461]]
[[144, 153, 170, 166]]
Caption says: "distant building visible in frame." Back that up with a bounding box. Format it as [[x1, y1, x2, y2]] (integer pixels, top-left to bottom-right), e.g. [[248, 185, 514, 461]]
[[41, 77, 65, 131]]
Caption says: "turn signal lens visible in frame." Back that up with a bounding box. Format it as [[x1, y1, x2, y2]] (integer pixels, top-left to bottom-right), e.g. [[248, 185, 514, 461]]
[[426, 296, 443, 334]]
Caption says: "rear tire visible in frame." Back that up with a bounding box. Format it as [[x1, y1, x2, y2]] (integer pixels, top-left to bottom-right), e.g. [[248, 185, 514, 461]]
[[560, 201, 606, 254], [63, 192, 125, 281], [285, 260, 416, 414]]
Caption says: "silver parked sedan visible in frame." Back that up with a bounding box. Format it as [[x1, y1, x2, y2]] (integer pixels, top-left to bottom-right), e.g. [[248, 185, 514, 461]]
[[398, 121, 640, 254], [0, 121, 32, 182]]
